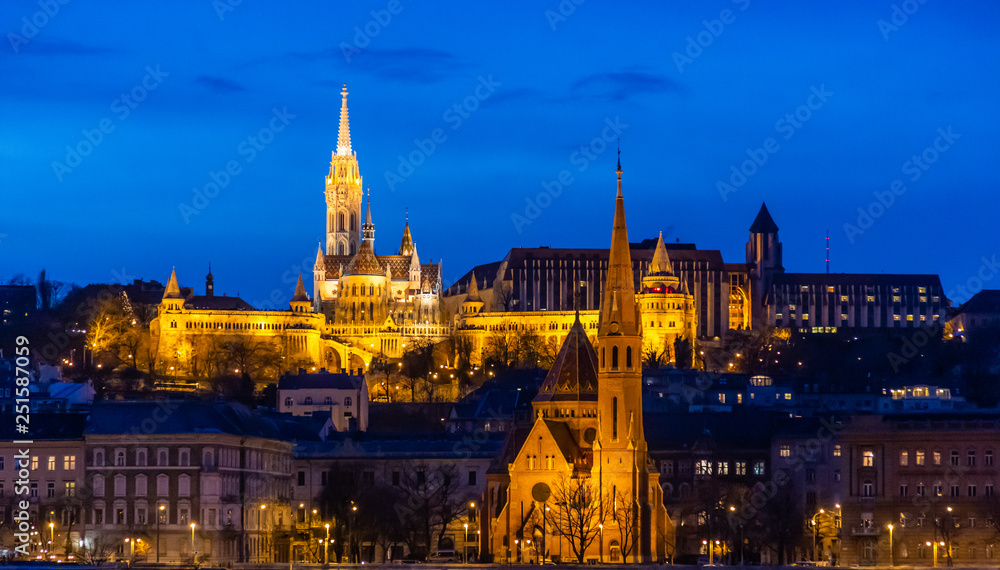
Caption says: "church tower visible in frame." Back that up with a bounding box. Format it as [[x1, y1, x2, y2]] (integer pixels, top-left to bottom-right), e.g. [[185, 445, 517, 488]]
[[594, 154, 664, 563], [746, 202, 783, 326], [325, 85, 364, 256]]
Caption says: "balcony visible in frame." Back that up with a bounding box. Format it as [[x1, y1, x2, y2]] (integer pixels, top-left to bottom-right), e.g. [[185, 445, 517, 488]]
[[850, 525, 880, 536]]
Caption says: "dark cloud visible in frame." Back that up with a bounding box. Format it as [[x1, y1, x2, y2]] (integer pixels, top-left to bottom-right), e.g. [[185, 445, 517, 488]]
[[571, 71, 683, 102], [194, 75, 246, 94]]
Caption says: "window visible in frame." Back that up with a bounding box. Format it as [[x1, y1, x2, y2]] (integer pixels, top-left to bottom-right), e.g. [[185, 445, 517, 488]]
[[900, 451, 909, 466], [696, 460, 711, 476], [94, 506, 104, 525], [986, 484, 994, 497], [65, 481, 76, 497], [917, 483, 925, 497], [93, 474, 105, 497], [833, 444, 842, 457], [114, 474, 127, 497], [862, 481, 874, 496], [137, 508, 146, 525], [951, 484, 960, 497], [969, 485, 977, 497], [735, 461, 746, 476], [136, 475, 147, 496], [834, 470, 841, 482], [863, 451, 875, 467], [344, 397, 352, 407], [987, 451, 994, 466], [899, 484, 908, 497], [158, 450, 168, 466], [47, 481, 55, 498], [156, 474, 169, 496], [284, 397, 293, 407], [116, 450, 125, 466], [611, 346, 619, 370], [806, 469, 816, 482], [324, 396, 333, 405], [753, 461, 765, 476], [934, 451, 942, 465], [179, 507, 189, 525], [178, 475, 190, 496], [304, 397, 313, 405], [179, 449, 189, 466], [969, 451, 977, 467], [934, 483, 943, 497], [392, 471, 400, 486], [297, 471, 305, 486], [916, 450, 925, 466], [416, 471, 426, 485], [137, 450, 147, 467], [780, 445, 791, 457], [64, 455, 76, 470], [48, 456, 56, 470], [94, 450, 104, 467], [468, 470, 477, 485], [717, 462, 729, 475]]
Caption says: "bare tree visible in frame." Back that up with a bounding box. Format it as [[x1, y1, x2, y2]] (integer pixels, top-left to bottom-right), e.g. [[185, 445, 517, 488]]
[[611, 488, 637, 562], [494, 281, 516, 311], [81, 534, 118, 566], [549, 476, 610, 563]]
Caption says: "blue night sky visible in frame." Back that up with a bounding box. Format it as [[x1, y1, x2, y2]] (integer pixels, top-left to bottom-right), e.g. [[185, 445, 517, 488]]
[[2, 1, 998, 307]]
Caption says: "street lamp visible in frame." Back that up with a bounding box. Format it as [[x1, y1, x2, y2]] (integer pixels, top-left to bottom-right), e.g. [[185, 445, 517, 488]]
[[157, 505, 166, 563], [599, 523, 604, 563], [324, 523, 330, 566], [49, 522, 55, 558], [730, 505, 743, 566], [191, 522, 197, 562], [811, 509, 826, 563], [887, 523, 894, 567], [464, 524, 469, 564]]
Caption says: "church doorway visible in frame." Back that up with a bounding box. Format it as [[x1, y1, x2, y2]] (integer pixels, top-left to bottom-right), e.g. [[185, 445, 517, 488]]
[[609, 540, 621, 563]]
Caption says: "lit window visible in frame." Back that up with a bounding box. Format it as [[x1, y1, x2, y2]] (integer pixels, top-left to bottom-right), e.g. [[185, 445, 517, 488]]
[[920, 296, 927, 303], [916, 450, 925, 465], [827, 286, 835, 293], [907, 315, 914, 321], [933, 452, 942, 465], [833, 445, 842, 457], [48, 457, 56, 471], [789, 304, 797, 311], [900, 451, 908, 466], [780, 445, 791, 457], [894, 315, 901, 321], [802, 313, 809, 320], [893, 296, 901, 302], [840, 295, 849, 302], [867, 296, 875, 302], [64, 456, 76, 470], [863, 451, 875, 467]]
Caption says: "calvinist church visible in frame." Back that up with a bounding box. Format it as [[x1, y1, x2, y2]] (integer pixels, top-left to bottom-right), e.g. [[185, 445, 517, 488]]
[[482, 158, 671, 563]]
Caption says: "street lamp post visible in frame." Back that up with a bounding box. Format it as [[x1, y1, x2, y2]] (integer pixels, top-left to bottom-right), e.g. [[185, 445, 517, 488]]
[[811, 509, 826, 563], [191, 522, 197, 563], [325, 523, 330, 566], [464, 524, 469, 564], [599, 523, 604, 563], [730, 505, 743, 566], [349, 503, 357, 563], [887, 523, 894, 567], [157, 504, 166, 563], [49, 522, 55, 559]]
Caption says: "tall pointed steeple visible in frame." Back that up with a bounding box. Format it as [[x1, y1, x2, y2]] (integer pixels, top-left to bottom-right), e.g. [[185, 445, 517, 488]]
[[399, 211, 414, 256], [598, 149, 641, 338], [336, 84, 352, 156], [326, 84, 363, 256], [205, 264, 214, 297], [291, 274, 309, 301], [362, 189, 375, 244], [314, 242, 325, 271]]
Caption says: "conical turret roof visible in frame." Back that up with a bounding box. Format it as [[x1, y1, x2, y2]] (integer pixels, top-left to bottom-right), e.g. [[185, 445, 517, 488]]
[[749, 202, 779, 233], [464, 271, 482, 303], [163, 268, 182, 299], [535, 315, 599, 402], [399, 218, 414, 256], [291, 274, 309, 302], [649, 231, 672, 275]]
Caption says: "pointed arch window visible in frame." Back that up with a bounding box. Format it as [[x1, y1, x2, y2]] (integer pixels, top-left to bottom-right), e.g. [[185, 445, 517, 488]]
[[626, 346, 632, 369], [611, 346, 619, 371], [338, 212, 345, 231], [350, 213, 357, 231], [612, 397, 618, 440]]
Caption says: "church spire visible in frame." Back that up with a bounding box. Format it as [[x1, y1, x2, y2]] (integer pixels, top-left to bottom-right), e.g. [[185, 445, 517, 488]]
[[362, 189, 375, 244], [291, 273, 309, 302], [337, 84, 352, 156], [599, 155, 640, 338], [399, 211, 414, 256]]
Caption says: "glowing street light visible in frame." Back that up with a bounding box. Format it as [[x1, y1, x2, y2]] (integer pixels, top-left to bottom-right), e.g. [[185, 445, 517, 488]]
[[887, 523, 894, 567], [324, 523, 330, 565]]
